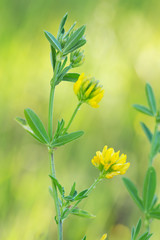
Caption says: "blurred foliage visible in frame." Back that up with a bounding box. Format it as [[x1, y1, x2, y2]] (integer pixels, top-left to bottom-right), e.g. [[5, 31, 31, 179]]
[[0, 0, 160, 239]]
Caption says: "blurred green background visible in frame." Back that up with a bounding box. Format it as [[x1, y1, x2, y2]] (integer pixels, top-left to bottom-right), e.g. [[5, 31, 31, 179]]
[[1, 0, 160, 239]]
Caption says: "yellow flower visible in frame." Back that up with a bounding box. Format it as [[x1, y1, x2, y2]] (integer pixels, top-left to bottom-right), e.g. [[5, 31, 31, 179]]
[[100, 233, 107, 240], [91, 146, 130, 179], [74, 73, 104, 108]]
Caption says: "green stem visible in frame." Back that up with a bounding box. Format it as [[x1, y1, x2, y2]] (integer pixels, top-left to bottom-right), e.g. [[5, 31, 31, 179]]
[[49, 151, 63, 240], [65, 175, 102, 218], [48, 60, 60, 140], [64, 102, 82, 133], [149, 123, 158, 167]]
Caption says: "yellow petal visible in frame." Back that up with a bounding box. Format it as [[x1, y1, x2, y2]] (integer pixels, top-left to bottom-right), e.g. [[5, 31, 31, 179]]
[[73, 73, 85, 95], [85, 83, 96, 98], [91, 156, 100, 167], [117, 154, 127, 164], [112, 163, 123, 171], [103, 148, 114, 164], [102, 145, 108, 157], [119, 162, 130, 174], [100, 233, 107, 240], [105, 171, 120, 179]]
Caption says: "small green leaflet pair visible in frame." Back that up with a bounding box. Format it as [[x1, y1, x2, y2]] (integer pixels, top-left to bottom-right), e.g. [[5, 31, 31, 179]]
[[123, 167, 160, 220], [133, 83, 157, 117], [16, 108, 84, 148], [49, 176, 95, 221], [131, 219, 152, 240]]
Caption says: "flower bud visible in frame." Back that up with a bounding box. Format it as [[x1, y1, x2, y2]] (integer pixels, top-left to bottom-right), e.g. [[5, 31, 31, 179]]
[[70, 50, 85, 68]]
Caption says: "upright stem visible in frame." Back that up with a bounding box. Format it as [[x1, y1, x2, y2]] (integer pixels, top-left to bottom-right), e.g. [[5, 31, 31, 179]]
[[48, 58, 63, 240], [48, 87, 55, 140], [149, 123, 158, 167], [64, 102, 82, 133], [49, 151, 63, 240]]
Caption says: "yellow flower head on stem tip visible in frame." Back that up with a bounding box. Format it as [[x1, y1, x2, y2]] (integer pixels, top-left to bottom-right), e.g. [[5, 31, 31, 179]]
[[91, 146, 130, 179], [74, 73, 104, 108], [100, 233, 107, 240]]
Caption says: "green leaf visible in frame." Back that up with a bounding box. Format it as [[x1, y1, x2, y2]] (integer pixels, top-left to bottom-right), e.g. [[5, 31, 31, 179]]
[[69, 182, 77, 197], [122, 178, 144, 211], [51, 131, 84, 148], [64, 22, 76, 38], [149, 209, 160, 219], [49, 175, 65, 197], [24, 108, 50, 144], [56, 66, 71, 84], [63, 25, 86, 53], [63, 38, 86, 55], [131, 227, 135, 240], [133, 104, 153, 116], [57, 13, 68, 38], [44, 31, 62, 52], [74, 189, 88, 201], [143, 167, 156, 211], [50, 45, 56, 70], [82, 236, 86, 240], [16, 117, 45, 144], [71, 208, 95, 218], [134, 219, 142, 239], [140, 122, 152, 143], [152, 131, 160, 156], [138, 232, 152, 240], [145, 83, 157, 115], [62, 73, 80, 82]]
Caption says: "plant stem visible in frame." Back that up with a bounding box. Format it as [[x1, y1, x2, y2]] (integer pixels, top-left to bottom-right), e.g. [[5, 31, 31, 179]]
[[64, 102, 82, 133], [149, 123, 158, 167], [48, 58, 63, 239], [48, 60, 60, 140], [49, 151, 63, 240]]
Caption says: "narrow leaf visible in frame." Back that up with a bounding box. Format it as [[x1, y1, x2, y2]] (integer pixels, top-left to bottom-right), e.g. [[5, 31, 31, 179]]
[[64, 22, 76, 38], [143, 167, 156, 211], [145, 83, 156, 115], [123, 178, 144, 211], [51, 131, 84, 148], [149, 209, 160, 219], [134, 219, 142, 239], [57, 13, 68, 38], [71, 208, 95, 218], [49, 175, 65, 197], [70, 182, 76, 197], [50, 45, 56, 70], [133, 104, 153, 116], [24, 108, 50, 144], [63, 25, 86, 53], [63, 38, 86, 55], [82, 236, 86, 240], [74, 189, 88, 201], [140, 122, 152, 142], [44, 31, 62, 52], [16, 117, 45, 144], [62, 73, 80, 82]]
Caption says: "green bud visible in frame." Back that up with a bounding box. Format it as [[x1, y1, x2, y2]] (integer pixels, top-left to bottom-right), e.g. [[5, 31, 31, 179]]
[[70, 50, 85, 68]]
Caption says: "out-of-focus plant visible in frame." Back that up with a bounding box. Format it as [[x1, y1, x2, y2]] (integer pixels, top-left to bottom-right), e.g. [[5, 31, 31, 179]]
[[16, 13, 130, 240], [123, 83, 160, 239]]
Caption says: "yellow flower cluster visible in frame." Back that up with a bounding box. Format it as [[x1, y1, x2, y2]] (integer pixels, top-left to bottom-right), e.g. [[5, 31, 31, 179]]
[[100, 233, 107, 240], [92, 146, 130, 179], [74, 73, 104, 108]]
